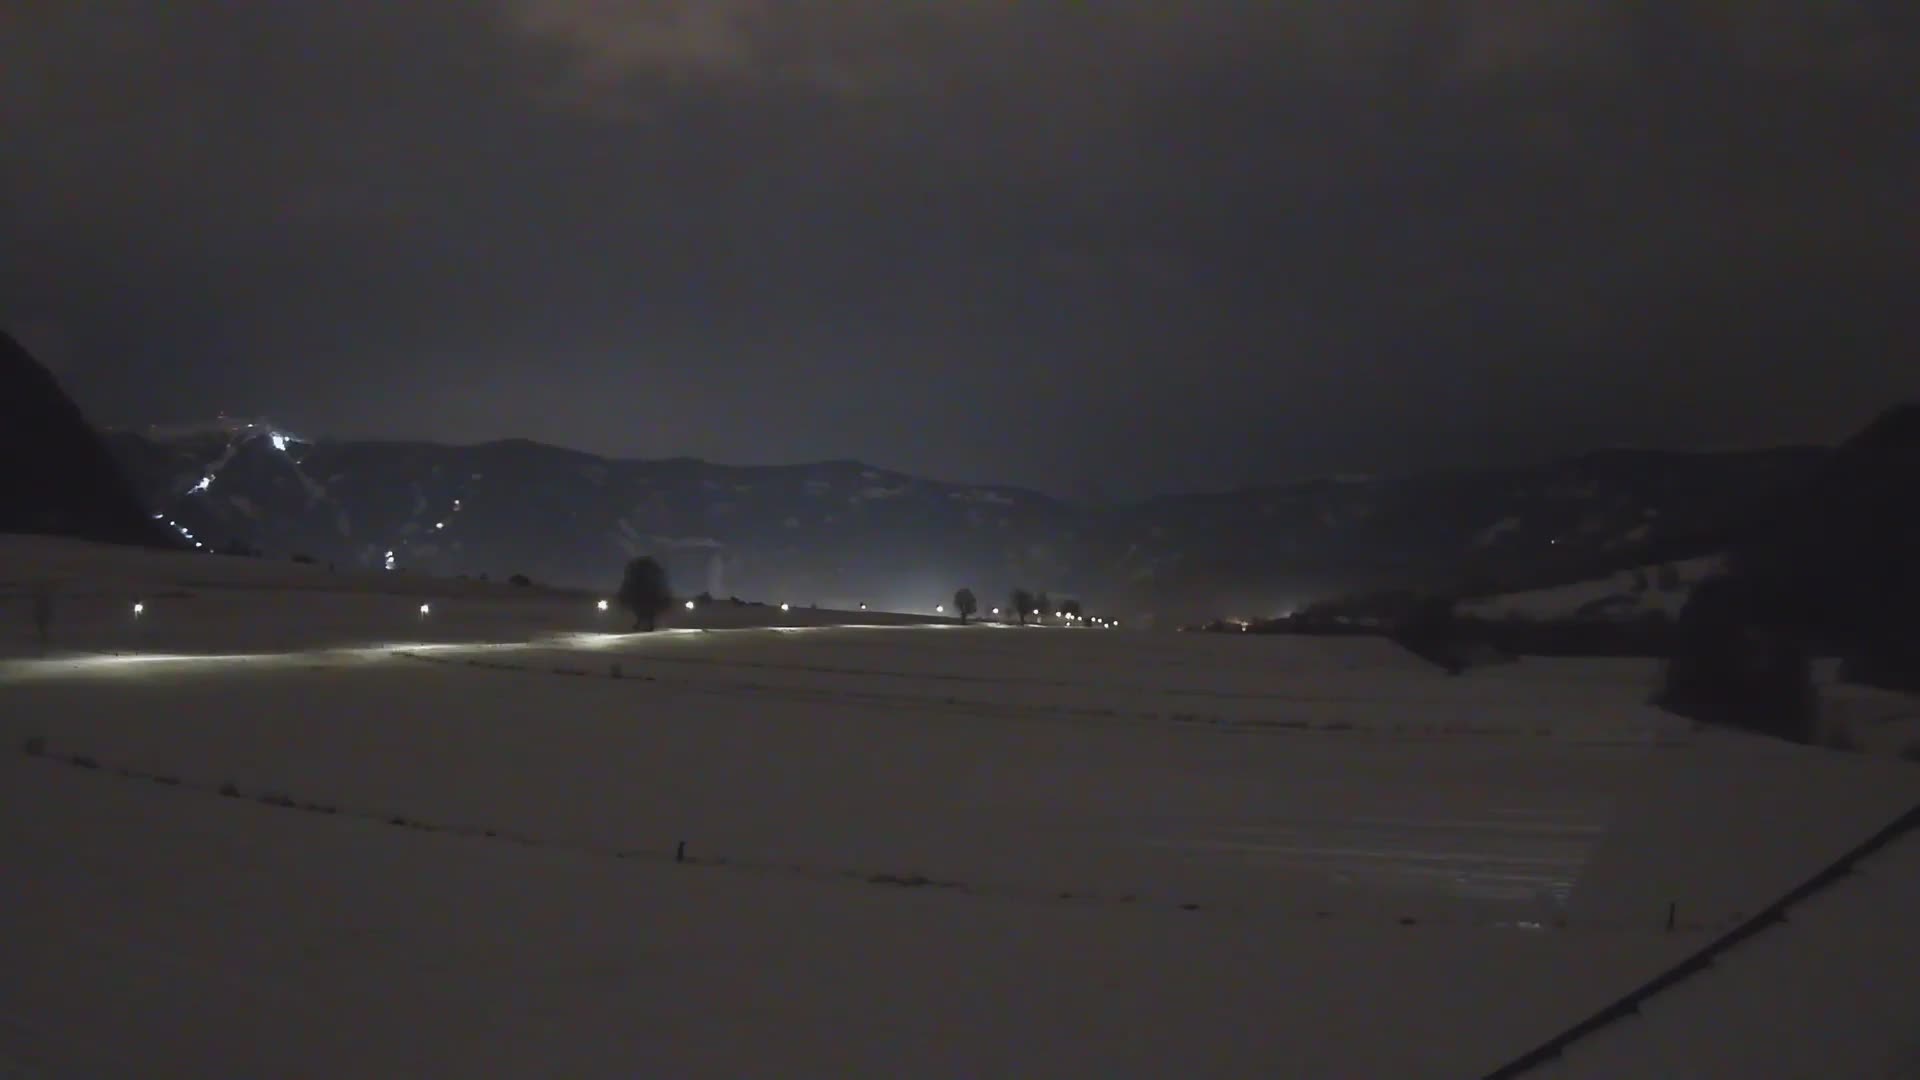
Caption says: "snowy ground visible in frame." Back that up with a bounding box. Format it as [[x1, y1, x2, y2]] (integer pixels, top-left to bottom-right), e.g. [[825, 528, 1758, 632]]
[[1535, 819, 1920, 1077], [3, 538, 1917, 1076], [1460, 556, 1724, 623]]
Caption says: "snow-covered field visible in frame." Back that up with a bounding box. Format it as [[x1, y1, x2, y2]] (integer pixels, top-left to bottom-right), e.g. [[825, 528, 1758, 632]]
[[1461, 556, 1725, 623], [3, 537, 1917, 1076]]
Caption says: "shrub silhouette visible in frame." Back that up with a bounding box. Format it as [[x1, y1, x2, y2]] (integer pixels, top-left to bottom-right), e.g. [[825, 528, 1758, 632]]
[[616, 556, 673, 631], [1009, 588, 1034, 625]]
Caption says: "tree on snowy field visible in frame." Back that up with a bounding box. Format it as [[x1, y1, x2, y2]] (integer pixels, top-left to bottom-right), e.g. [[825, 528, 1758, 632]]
[[1658, 574, 1814, 742], [1010, 588, 1034, 625], [953, 587, 977, 623], [617, 556, 673, 631]]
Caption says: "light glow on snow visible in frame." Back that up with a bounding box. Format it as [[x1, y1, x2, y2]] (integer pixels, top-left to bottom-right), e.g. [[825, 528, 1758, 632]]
[[2, 652, 275, 676]]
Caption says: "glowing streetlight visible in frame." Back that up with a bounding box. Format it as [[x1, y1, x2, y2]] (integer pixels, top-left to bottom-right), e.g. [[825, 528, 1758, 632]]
[[685, 600, 696, 610], [270, 433, 289, 452], [859, 603, 868, 611], [991, 607, 1001, 616], [597, 599, 610, 612], [936, 604, 945, 614], [781, 603, 791, 612], [418, 603, 432, 616], [132, 602, 145, 617]]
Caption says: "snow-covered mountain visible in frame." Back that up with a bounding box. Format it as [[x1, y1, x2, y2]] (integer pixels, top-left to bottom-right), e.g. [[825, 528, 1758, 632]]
[[101, 424, 1827, 620]]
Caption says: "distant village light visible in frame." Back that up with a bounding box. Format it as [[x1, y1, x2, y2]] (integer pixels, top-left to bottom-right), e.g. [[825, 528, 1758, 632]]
[[132, 602, 145, 616], [685, 600, 696, 610], [597, 599, 609, 611], [419, 603, 431, 616]]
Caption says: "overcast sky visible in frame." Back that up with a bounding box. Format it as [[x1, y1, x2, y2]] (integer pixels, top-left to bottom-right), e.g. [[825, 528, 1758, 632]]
[[4, 1, 1916, 496]]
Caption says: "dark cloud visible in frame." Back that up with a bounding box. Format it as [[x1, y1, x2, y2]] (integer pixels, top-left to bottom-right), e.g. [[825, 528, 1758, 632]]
[[4, 1, 1915, 495]]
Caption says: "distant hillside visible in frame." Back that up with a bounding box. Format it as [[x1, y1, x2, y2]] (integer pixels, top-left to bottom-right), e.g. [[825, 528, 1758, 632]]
[[0, 330, 176, 549], [1422, 405, 1918, 687], [102, 418, 1834, 620]]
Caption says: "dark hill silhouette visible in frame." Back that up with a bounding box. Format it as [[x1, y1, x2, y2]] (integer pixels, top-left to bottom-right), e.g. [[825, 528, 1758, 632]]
[[1734, 403, 1920, 650], [1, 329, 177, 548], [1662, 403, 1920, 732]]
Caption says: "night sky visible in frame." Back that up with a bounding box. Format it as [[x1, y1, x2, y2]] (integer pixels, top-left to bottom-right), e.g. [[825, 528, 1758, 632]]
[[5, 2, 1916, 497]]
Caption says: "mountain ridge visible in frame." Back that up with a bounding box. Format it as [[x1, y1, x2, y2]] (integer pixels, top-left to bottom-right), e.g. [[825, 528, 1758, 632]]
[[95, 418, 1842, 623]]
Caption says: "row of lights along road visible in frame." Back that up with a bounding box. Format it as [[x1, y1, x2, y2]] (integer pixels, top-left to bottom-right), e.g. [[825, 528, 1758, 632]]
[[128, 598, 1112, 629]]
